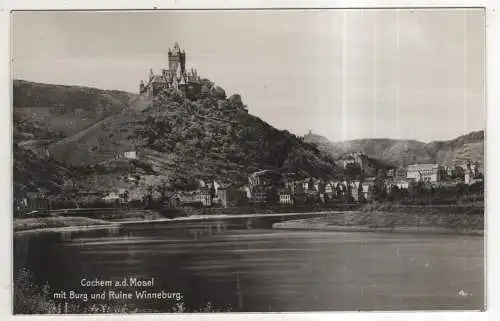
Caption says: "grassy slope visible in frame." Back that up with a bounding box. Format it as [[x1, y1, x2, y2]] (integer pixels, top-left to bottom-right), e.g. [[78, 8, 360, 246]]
[[12, 80, 143, 194], [13, 79, 137, 136]]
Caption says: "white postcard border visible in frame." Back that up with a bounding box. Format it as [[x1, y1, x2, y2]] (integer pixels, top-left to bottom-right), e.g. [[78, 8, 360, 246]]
[[0, 1, 497, 321]]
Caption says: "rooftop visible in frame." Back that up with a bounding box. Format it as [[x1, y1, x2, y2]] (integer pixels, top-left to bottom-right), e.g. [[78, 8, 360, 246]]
[[407, 164, 440, 170]]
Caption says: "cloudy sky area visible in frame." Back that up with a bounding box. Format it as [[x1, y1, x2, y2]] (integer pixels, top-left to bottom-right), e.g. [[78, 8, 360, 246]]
[[12, 9, 485, 142]]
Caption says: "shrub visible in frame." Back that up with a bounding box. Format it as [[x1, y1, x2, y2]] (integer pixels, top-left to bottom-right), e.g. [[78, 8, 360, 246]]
[[211, 86, 226, 100], [14, 268, 231, 314]]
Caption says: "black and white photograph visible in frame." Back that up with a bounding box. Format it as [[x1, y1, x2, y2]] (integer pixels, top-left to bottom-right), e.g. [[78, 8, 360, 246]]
[[11, 8, 485, 314]]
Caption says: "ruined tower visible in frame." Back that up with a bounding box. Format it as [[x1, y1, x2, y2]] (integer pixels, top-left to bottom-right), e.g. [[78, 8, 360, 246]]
[[139, 80, 145, 94]]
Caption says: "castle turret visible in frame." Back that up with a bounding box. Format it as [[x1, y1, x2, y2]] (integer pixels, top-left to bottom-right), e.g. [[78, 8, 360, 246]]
[[168, 42, 186, 74]]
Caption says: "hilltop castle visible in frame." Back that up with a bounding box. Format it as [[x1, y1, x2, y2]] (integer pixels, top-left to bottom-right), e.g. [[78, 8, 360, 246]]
[[139, 42, 202, 98]]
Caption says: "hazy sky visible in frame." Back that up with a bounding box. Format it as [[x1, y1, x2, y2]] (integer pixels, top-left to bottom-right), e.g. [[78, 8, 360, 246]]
[[12, 9, 485, 142]]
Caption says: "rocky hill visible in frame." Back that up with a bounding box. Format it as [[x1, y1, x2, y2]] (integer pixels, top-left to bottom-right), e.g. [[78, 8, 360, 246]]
[[14, 80, 339, 188], [304, 130, 485, 168]]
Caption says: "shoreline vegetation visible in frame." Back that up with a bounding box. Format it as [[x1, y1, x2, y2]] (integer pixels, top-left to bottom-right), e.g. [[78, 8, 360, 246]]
[[14, 202, 484, 235], [14, 268, 231, 314], [273, 202, 484, 236], [273, 213, 484, 236]]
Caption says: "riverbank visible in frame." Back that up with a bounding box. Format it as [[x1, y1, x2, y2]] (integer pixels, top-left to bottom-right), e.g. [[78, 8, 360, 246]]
[[13, 209, 165, 233], [13, 211, 338, 234], [13, 216, 115, 233], [14, 204, 485, 236], [273, 210, 484, 236], [358, 202, 484, 215]]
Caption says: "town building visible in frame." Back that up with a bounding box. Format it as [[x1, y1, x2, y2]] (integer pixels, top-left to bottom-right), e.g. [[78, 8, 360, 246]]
[[461, 161, 482, 179], [361, 180, 376, 201], [301, 178, 311, 192], [406, 164, 442, 182], [464, 161, 483, 185], [103, 192, 120, 204], [317, 181, 326, 199], [350, 181, 361, 201], [306, 179, 320, 197], [196, 188, 212, 207], [332, 182, 344, 197], [178, 191, 199, 204], [340, 152, 367, 171], [248, 169, 282, 188], [325, 182, 334, 195], [279, 188, 294, 206], [360, 184, 372, 201], [385, 180, 410, 193], [395, 180, 410, 190], [443, 165, 454, 178], [22, 192, 51, 211], [395, 167, 408, 181], [243, 186, 252, 200], [123, 151, 138, 160], [250, 189, 268, 204], [216, 184, 247, 207]]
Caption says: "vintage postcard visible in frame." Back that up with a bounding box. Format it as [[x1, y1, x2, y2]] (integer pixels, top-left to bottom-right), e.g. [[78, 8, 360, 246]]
[[11, 8, 485, 314]]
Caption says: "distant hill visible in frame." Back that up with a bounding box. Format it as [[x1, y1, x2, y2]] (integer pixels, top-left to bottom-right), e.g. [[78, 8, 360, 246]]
[[14, 80, 340, 186], [304, 130, 485, 168], [13, 79, 137, 137]]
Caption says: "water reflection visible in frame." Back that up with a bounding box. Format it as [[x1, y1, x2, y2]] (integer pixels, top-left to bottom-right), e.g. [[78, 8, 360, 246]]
[[14, 219, 484, 312]]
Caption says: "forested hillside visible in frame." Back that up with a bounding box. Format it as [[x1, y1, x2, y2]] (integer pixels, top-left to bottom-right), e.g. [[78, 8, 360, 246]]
[[304, 130, 484, 168]]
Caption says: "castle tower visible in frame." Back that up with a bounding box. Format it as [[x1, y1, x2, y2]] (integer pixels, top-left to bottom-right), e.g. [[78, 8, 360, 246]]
[[168, 42, 186, 75]]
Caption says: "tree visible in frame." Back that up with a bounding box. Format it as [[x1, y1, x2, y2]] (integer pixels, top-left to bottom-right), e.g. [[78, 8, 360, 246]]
[[143, 188, 154, 209], [229, 94, 243, 108], [200, 84, 211, 99], [211, 86, 226, 100], [409, 180, 425, 199], [157, 179, 170, 200], [345, 163, 362, 181], [452, 166, 465, 180], [335, 184, 343, 197], [357, 183, 366, 202], [455, 182, 469, 196], [388, 185, 402, 201], [372, 181, 387, 201], [470, 181, 484, 195]]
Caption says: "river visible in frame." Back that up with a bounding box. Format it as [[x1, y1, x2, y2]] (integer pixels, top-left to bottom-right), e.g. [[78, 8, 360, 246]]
[[13, 217, 484, 312]]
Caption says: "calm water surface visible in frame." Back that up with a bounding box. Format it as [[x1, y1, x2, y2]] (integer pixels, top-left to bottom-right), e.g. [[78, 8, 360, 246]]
[[14, 219, 484, 312]]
